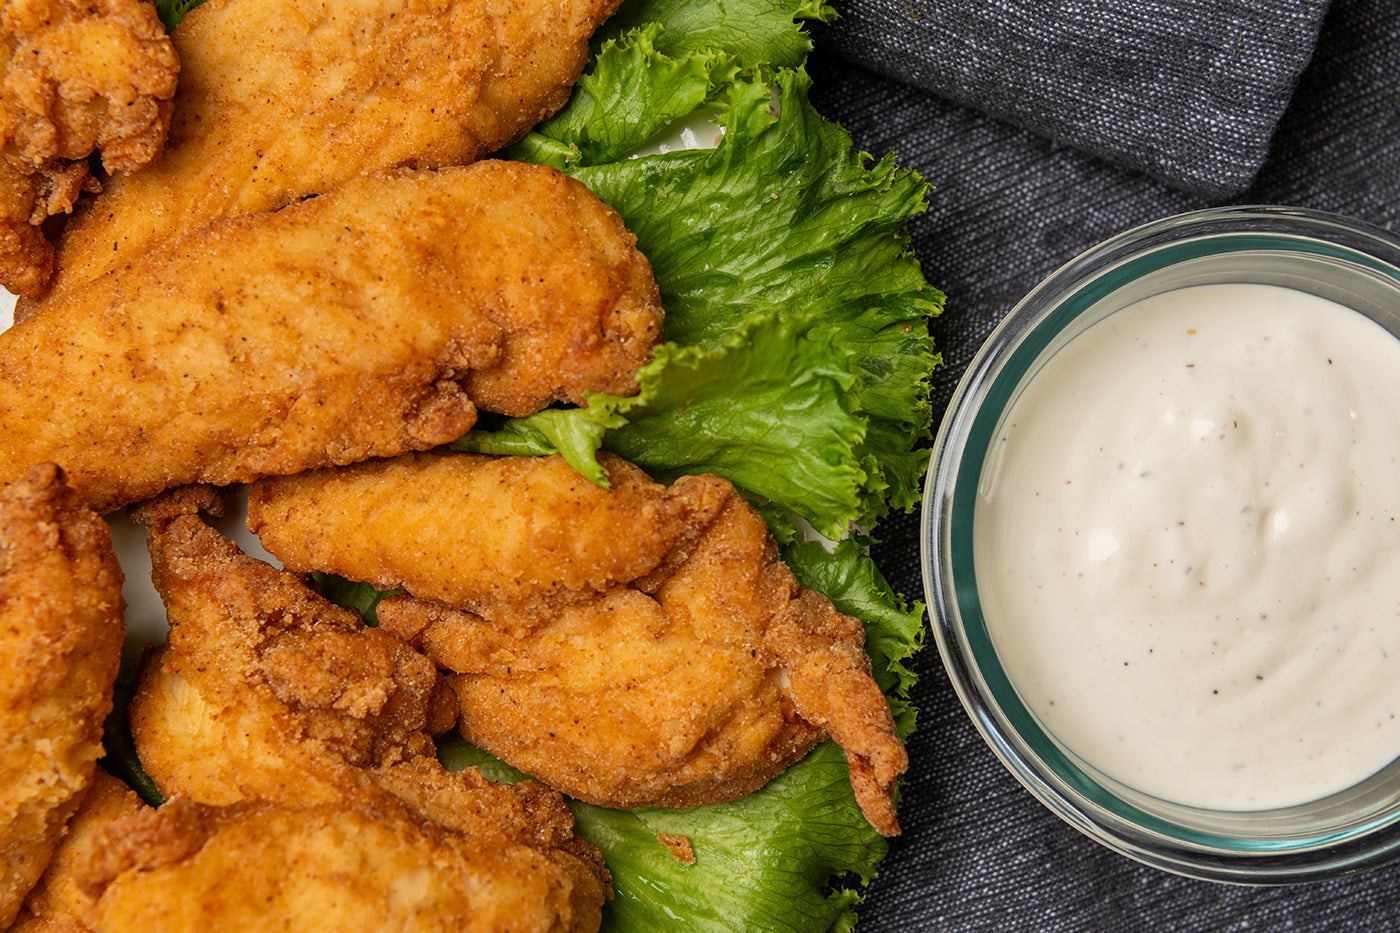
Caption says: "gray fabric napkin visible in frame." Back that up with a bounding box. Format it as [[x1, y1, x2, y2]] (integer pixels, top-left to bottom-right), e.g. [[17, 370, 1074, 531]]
[[820, 0, 1332, 198]]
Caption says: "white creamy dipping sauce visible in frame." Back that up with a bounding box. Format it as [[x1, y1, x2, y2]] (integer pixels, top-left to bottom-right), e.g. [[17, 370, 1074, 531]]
[[974, 282, 1400, 811]]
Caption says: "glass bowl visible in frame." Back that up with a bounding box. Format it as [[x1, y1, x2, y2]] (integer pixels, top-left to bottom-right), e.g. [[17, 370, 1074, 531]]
[[922, 205, 1400, 884]]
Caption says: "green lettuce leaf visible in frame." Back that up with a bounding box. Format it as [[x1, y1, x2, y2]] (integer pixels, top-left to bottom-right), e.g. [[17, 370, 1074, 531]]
[[508, 0, 831, 167], [595, 0, 831, 65], [439, 737, 884, 933], [472, 67, 941, 536], [309, 573, 399, 627], [453, 407, 624, 487], [152, 0, 200, 30], [456, 321, 870, 539], [101, 656, 166, 807], [576, 68, 939, 527], [599, 323, 864, 539], [506, 25, 734, 168]]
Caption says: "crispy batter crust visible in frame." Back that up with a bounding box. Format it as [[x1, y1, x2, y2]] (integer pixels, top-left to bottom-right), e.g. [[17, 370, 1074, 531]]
[[0, 463, 125, 928], [0, 163, 662, 513], [8, 770, 146, 932], [0, 0, 178, 296], [129, 485, 470, 806], [248, 452, 727, 630], [22, 0, 621, 309], [79, 794, 607, 933], [9, 769, 610, 933], [122, 486, 610, 929], [250, 453, 909, 834]]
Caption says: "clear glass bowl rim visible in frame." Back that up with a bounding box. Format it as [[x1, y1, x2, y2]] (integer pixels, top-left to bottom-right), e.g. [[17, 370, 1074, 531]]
[[920, 204, 1400, 885]]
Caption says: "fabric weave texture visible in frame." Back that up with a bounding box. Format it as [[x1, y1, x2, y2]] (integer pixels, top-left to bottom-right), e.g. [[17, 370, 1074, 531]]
[[820, 0, 1332, 197], [811, 0, 1400, 928]]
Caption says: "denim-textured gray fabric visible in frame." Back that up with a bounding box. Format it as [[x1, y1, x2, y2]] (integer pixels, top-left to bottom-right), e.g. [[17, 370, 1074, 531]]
[[820, 0, 1332, 197], [808, 0, 1400, 928]]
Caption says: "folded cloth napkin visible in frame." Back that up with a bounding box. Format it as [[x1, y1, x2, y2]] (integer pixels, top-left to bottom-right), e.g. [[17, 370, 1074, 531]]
[[817, 0, 1332, 198]]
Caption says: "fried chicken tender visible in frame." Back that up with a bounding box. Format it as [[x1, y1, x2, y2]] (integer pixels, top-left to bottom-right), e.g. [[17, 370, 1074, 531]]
[[0, 162, 662, 514], [247, 453, 909, 836], [249, 452, 726, 629], [0, 463, 125, 929], [127, 484, 450, 805], [9, 770, 146, 933], [123, 486, 610, 930], [20, 0, 621, 311], [77, 793, 604, 933], [0, 0, 178, 297], [12, 769, 608, 933]]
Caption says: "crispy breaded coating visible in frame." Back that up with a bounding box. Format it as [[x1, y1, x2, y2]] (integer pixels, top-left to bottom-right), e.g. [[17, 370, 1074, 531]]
[[78, 794, 607, 933], [248, 452, 725, 630], [0, 463, 125, 928], [0, 0, 178, 296], [248, 453, 909, 835], [11, 770, 608, 933], [20, 0, 621, 310], [9, 770, 145, 933], [0, 163, 663, 514], [128, 484, 468, 805], [124, 486, 610, 930]]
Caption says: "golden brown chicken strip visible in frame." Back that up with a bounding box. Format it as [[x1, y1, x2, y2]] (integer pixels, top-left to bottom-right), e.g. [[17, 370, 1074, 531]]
[[0, 0, 178, 296], [248, 452, 725, 630], [78, 794, 607, 933], [0, 463, 125, 928], [128, 484, 449, 806], [20, 0, 620, 310], [9, 770, 145, 933], [125, 484, 610, 925], [248, 453, 909, 836], [0, 162, 662, 513], [12, 770, 608, 933]]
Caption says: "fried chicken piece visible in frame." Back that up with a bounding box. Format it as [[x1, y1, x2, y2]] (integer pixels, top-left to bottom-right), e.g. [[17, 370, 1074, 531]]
[[248, 452, 726, 630], [0, 463, 125, 929], [0, 162, 662, 514], [0, 0, 178, 297], [77, 793, 606, 933], [9, 770, 146, 933], [128, 484, 449, 805], [124, 486, 610, 930], [12, 771, 608, 933], [248, 453, 909, 835], [18, 0, 621, 312]]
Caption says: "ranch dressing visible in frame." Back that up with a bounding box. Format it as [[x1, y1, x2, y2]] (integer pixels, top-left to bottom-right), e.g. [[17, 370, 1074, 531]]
[[974, 282, 1400, 810]]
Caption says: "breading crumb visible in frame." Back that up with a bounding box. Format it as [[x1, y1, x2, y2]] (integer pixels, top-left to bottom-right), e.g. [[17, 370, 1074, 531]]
[[657, 833, 696, 865]]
